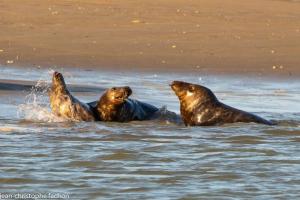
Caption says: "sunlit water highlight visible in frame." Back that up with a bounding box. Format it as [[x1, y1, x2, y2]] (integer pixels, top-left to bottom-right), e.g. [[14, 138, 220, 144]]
[[0, 66, 299, 199]]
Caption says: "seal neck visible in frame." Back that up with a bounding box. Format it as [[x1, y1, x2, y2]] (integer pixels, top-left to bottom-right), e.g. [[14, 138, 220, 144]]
[[51, 84, 68, 95]]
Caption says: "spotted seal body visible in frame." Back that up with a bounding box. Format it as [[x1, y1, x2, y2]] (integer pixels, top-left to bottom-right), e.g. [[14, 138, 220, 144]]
[[49, 72, 95, 121], [90, 86, 159, 122], [170, 81, 274, 126]]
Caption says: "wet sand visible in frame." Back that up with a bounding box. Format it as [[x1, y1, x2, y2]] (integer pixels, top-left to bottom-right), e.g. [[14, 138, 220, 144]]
[[0, 0, 299, 76]]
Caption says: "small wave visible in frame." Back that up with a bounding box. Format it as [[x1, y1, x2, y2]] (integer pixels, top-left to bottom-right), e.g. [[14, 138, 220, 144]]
[[0, 124, 44, 134], [153, 106, 183, 125], [275, 120, 300, 127], [0, 125, 25, 133]]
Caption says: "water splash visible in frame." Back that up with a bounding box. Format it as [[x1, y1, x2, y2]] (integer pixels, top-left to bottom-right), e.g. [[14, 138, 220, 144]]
[[17, 69, 66, 122]]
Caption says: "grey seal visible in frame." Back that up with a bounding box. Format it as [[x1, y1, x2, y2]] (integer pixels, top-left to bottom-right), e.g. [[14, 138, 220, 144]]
[[170, 81, 274, 126], [89, 86, 159, 122]]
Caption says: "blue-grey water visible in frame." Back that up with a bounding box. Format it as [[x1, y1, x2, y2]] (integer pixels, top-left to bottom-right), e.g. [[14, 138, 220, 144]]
[[0, 66, 299, 200]]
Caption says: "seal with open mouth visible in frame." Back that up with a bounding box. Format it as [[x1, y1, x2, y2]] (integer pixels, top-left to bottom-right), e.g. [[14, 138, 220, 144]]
[[90, 86, 159, 122], [49, 71, 95, 121], [170, 81, 274, 126]]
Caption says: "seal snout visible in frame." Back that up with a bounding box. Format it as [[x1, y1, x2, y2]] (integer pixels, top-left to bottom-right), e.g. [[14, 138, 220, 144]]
[[170, 81, 184, 91], [52, 71, 67, 90], [110, 86, 132, 103], [53, 71, 61, 77], [169, 81, 177, 90]]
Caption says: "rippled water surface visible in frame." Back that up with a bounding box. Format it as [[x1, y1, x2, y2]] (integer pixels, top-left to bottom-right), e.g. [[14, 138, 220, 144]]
[[0, 66, 299, 199]]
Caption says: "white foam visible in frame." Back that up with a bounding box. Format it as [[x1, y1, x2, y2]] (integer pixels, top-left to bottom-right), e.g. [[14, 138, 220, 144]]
[[0, 125, 42, 134], [17, 69, 67, 123]]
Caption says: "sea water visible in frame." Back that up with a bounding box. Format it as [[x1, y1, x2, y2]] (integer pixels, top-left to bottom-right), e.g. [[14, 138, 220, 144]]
[[0, 66, 299, 199]]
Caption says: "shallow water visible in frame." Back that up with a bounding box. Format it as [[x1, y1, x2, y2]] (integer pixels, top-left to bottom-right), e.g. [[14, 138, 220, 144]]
[[0, 66, 299, 199]]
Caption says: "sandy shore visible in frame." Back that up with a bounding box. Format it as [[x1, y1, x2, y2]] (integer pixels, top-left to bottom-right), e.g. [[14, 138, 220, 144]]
[[0, 0, 299, 76]]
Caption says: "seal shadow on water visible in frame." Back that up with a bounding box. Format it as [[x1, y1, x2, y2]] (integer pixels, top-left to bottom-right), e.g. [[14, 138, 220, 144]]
[[49, 72, 96, 121], [170, 81, 275, 126]]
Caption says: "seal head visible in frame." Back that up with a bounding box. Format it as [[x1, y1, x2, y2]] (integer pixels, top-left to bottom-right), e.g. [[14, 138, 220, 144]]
[[96, 86, 132, 121], [102, 86, 132, 106], [52, 71, 67, 92], [171, 81, 273, 126], [171, 80, 217, 109]]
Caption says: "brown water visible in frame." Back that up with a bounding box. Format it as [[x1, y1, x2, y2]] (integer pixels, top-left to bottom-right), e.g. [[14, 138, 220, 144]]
[[0, 67, 299, 199]]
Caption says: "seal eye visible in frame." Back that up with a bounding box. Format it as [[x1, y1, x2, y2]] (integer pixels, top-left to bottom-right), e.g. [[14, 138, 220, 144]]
[[111, 87, 116, 91]]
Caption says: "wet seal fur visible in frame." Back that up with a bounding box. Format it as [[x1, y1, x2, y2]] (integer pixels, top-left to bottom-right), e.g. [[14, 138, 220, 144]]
[[170, 81, 274, 126], [89, 86, 159, 122], [49, 71, 95, 121]]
